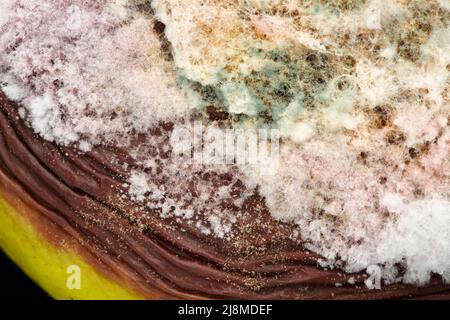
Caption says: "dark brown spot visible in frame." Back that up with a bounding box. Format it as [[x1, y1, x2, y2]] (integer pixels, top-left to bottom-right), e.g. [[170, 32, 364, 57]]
[[385, 129, 406, 145], [409, 147, 417, 159], [371, 104, 393, 129], [206, 105, 230, 121]]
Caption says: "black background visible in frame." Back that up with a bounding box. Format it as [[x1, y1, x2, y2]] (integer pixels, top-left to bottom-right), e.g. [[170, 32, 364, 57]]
[[0, 249, 50, 300]]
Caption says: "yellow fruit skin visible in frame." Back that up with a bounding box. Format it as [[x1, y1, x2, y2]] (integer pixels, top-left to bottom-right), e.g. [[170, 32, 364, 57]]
[[0, 195, 142, 300]]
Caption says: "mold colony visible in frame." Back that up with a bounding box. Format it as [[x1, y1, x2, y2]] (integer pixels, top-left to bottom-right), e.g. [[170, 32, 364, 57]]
[[0, 0, 449, 291]]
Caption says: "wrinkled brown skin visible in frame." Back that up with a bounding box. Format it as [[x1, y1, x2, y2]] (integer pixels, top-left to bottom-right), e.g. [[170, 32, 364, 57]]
[[1, 91, 449, 300]]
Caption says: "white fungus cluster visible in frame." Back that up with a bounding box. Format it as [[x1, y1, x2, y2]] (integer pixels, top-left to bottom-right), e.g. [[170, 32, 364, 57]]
[[0, 0, 194, 150]]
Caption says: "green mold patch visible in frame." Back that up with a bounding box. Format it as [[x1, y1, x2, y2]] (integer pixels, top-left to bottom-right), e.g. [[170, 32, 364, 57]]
[[180, 45, 356, 129]]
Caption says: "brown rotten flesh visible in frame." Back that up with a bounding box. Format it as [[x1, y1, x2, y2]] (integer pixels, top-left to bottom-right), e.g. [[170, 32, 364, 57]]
[[1, 92, 450, 299]]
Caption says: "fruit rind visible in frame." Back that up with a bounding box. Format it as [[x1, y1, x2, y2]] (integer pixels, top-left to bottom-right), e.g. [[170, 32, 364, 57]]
[[0, 193, 142, 300]]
